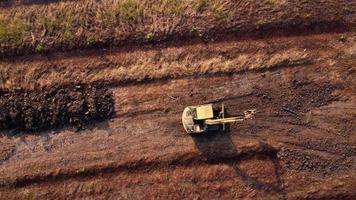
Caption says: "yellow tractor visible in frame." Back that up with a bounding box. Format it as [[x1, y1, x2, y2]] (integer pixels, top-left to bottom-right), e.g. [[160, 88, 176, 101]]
[[182, 104, 256, 134]]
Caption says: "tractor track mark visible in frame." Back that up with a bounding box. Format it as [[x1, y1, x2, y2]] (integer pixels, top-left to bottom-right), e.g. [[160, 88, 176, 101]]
[[0, 32, 344, 65], [0, 30, 354, 198], [282, 141, 356, 157], [278, 148, 353, 175], [73, 57, 314, 91], [115, 108, 167, 118], [0, 143, 278, 189]]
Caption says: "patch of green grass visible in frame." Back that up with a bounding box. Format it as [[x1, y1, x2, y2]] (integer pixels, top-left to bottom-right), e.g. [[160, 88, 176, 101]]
[[191, 25, 198, 33], [145, 32, 155, 42], [96, 6, 115, 26], [210, 3, 229, 25], [113, 0, 144, 22], [196, 0, 208, 11], [0, 18, 28, 45], [40, 8, 76, 45], [55, 9, 75, 40], [85, 37, 97, 46], [190, 24, 203, 37], [41, 17, 55, 34], [35, 43, 45, 53], [161, 0, 185, 15], [97, 0, 143, 26]]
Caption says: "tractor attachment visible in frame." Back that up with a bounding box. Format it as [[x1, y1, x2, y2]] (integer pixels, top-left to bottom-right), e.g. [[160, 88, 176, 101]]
[[182, 104, 255, 134]]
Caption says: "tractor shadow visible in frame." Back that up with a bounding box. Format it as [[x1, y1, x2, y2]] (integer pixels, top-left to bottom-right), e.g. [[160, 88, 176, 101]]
[[192, 131, 285, 195]]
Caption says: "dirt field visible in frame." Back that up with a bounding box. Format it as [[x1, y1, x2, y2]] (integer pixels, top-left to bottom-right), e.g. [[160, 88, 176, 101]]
[[0, 0, 356, 200]]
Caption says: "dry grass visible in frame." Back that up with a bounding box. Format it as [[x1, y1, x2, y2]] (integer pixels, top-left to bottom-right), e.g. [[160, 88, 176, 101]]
[[0, 16, 28, 45], [0, 32, 354, 91], [0, 0, 353, 56], [0, 33, 326, 90]]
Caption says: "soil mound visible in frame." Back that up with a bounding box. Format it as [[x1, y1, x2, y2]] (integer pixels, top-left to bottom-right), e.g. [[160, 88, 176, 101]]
[[0, 83, 115, 132]]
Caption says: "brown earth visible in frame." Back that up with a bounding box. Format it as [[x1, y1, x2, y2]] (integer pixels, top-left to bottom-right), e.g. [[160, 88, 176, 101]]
[[0, 83, 115, 131], [0, 1, 355, 199], [0, 30, 355, 199]]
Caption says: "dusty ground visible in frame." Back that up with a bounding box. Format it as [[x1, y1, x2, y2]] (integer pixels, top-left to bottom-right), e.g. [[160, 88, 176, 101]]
[[0, 30, 355, 199], [0, 0, 355, 199]]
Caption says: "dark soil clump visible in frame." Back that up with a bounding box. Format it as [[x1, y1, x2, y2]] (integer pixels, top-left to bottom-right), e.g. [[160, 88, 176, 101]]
[[278, 148, 352, 175], [0, 83, 115, 132], [234, 80, 338, 116]]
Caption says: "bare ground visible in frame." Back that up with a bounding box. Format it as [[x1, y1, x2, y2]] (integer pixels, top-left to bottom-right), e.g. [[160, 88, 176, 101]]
[[0, 30, 355, 199]]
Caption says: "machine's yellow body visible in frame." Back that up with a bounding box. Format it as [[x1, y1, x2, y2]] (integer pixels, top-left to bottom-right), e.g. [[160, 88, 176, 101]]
[[195, 104, 214, 120], [182, 104, 256, 134]]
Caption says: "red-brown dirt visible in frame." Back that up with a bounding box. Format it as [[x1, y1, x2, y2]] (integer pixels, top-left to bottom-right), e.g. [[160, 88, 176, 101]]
[[0, 0, 355, 197], [0, 30, 355, 199]]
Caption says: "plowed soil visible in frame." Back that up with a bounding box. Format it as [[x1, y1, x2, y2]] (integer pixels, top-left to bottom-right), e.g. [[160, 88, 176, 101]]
[[0, 83, 114, 131], [0, 3, 355, 200]]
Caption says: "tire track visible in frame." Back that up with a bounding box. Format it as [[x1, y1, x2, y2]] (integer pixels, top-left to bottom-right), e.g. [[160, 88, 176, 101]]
[[0, 142, 278, 189]]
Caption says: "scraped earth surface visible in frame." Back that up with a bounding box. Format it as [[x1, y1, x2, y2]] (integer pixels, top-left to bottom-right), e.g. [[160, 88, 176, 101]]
[[0, 32, 355, 199]]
